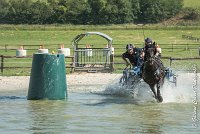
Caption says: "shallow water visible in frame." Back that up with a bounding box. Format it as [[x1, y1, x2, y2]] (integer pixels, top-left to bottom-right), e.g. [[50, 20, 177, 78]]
[[0, 74, 200, 134]]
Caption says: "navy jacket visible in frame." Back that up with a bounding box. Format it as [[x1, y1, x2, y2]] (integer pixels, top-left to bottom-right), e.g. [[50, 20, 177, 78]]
[[122, 48, 143, 67]]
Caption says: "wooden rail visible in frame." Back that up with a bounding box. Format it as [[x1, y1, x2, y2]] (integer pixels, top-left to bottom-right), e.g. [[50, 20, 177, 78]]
[[1, 43, 200, 52], [0, 55, 74, 73], [169, 57, 200, 66], [182, 35, 200, 42], [1, 55, 200, 74]]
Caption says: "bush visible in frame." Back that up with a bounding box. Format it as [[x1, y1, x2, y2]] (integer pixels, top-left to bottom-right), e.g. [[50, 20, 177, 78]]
[[182, 8, 200, 20]]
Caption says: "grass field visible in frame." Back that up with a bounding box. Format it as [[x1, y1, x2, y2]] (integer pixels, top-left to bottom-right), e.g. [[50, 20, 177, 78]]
[[184, 0, 200, 8], [0, 25, 200, 75], [1, 25, 200, 46]]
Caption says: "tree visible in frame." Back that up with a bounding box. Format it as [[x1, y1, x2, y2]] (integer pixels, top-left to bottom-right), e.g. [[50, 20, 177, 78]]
[[29, 1, 51, 24], [99, 0, 134, 24], [87, 0, 106, 24], [138, 0, 183, 23], [130, 0, 140, 22], [2, 0, 33, 24], [46, 0, 68, 24], [0, 0, 10, 23], [61, 0, 91, 24], [116, 0, 134, 23]]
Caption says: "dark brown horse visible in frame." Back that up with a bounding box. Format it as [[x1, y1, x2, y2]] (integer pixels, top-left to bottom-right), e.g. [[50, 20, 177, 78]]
[[142, 48, 165, 102]]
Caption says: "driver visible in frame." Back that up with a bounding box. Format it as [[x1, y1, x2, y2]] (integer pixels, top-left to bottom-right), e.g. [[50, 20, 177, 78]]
[[143, 37, 165, 70], [122, 44, 144, 76], [143, 37, 162, 61]]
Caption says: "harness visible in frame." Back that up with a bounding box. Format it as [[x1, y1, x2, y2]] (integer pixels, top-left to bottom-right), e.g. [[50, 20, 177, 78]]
[[149, 56, 164, 80]]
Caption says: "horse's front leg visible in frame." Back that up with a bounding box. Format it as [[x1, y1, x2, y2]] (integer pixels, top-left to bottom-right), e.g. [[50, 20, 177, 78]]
[[156, 84, 163, 102], [149, 85, 157, 100]]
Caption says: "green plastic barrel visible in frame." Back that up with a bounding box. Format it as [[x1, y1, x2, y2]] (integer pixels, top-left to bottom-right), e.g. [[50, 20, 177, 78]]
[[28, 53, 67, 100]]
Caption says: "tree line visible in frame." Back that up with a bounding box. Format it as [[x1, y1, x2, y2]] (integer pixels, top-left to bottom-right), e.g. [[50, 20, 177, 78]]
[[0, 0, 183, 24]]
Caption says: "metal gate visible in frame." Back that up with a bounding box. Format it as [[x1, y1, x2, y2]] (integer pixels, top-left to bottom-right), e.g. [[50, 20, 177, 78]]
[[72, 32, 114, 72]]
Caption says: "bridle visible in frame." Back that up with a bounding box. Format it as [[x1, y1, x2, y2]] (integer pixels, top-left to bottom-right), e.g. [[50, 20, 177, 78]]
[[146, 48, 156, 64], [146, 50, 162, 80]]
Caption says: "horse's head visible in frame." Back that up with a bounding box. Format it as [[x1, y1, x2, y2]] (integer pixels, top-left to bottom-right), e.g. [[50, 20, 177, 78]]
[[146, 48, 156, 64]]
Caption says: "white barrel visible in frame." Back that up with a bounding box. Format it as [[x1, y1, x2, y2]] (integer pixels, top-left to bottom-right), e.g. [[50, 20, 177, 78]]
[[38, 49, 49, 54], [16, 50, 27, 57], [110, 47, 114, 55], [58, 48, 70, 56]]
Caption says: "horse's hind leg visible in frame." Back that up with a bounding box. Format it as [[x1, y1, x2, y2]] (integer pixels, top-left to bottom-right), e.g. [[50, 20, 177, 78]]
[[156, 84, 163, 102]]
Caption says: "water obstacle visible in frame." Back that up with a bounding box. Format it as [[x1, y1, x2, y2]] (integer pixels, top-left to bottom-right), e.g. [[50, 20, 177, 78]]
[[28, 53, 67, 100]]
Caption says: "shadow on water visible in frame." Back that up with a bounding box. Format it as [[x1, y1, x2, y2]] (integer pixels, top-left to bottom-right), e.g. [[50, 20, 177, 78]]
[[0, 96, 26, 100], [85, 82, 157, 106], [85, 93, 158, 106], [84, 95, 142, 106], [0, 89, 27, 100]]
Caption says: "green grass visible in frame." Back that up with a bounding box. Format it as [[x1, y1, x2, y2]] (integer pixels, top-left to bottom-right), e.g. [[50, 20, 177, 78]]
[[1, 25, 200, 46], [0, 24, 200, 76], [184, 0, 200, 8]]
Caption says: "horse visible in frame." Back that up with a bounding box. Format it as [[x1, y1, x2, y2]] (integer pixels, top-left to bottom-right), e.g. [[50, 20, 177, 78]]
[[142, 47, 165, 102]]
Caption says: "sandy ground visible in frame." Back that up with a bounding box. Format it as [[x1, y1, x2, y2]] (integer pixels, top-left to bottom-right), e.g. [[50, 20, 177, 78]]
[[0, 72, 199, 94], [0, 73, 122, 91]]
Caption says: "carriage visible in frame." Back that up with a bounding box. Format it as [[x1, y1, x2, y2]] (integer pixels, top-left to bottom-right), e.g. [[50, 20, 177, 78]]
[[119, 46, 178, 102], [119, 66, 177, 88]]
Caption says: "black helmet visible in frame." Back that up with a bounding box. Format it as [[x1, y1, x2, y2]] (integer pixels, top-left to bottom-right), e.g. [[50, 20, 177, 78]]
[[145, 38, 152, 43], [126, 44, 134, 50]]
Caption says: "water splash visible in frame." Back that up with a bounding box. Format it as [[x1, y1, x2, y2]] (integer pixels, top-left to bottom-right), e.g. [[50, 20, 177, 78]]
[[99, 73, 199, 104], [162, 73, 200, 103]]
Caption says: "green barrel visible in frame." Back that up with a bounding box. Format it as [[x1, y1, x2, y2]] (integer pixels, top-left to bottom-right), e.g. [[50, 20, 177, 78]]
[[28, 53, 67, 100]]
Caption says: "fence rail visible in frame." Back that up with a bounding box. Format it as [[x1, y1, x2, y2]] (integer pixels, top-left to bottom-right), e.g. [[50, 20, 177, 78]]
[[1, 55, 200, 74], [0, 55, 74, 73], [0, 43, 200, 52], [182, 35, 200, 42]]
